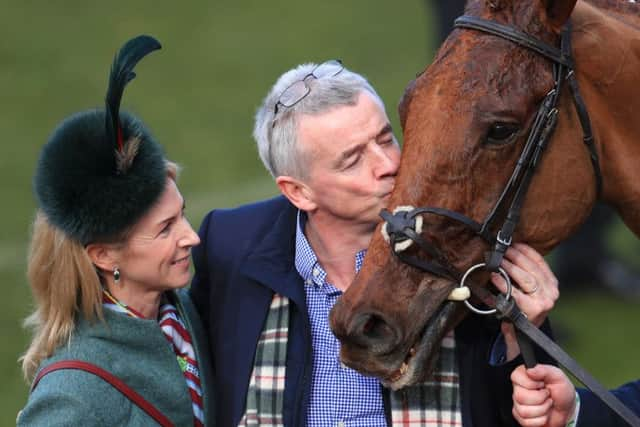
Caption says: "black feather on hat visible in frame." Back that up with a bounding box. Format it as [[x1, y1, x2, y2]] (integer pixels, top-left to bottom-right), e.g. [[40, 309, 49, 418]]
[[34, 35, 166, 245]]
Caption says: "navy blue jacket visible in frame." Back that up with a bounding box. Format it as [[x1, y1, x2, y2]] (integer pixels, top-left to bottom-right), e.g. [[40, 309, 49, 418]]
[[578, 381, 640, 427], [190, 196, 553, 427]]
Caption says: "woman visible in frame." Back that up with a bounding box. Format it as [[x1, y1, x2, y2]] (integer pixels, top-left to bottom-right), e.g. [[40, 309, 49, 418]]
[[18, 35, 213, 426]]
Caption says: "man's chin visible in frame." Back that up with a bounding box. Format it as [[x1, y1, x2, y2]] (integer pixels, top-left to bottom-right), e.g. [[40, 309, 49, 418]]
[[379, 194, 392, 209]]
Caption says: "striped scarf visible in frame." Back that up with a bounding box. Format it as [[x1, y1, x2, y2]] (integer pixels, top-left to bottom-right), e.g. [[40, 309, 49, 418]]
[[239, 294, 462, 427], [103, 290, 205, 427]]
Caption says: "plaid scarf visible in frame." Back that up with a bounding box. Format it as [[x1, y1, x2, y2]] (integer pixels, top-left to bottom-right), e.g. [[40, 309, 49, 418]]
[[238, 294, 289, 427], [239, 294, 462, 427], [103, 290, 205, 427]]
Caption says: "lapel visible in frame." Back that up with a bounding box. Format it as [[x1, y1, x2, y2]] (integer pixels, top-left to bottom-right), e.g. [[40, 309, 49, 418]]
[[240, 200, 306, 307], [229, 199, 308, 424]]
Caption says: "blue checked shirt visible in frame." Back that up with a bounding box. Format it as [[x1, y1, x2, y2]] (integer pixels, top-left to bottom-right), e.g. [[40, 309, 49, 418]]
[[295, 212, 386, 427]]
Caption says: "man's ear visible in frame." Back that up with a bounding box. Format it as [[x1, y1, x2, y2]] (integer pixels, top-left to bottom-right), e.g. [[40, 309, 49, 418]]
[[85, 243, 119, 273], [276, 175, 317, 212]]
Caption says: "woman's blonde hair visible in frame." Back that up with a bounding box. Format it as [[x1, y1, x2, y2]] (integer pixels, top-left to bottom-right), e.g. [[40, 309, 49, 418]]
[[21, 161, 178, 381]]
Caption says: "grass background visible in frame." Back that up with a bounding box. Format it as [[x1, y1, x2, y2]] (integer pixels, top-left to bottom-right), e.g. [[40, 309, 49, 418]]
[[1, 1, 637, 424]]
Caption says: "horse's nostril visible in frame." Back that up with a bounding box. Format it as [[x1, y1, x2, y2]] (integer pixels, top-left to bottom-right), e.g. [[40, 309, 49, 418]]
[[351, 312, 398, 353], [361, 314, 388, 340]]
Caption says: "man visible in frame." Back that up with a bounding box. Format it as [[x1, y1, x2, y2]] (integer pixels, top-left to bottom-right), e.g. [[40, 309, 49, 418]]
[[191, 60, 558, 426], [512, 364, 640, 427]]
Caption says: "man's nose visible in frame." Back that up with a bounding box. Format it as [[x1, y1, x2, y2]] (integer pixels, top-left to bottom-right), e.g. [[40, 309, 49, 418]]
[[373, 144, 400, 178]]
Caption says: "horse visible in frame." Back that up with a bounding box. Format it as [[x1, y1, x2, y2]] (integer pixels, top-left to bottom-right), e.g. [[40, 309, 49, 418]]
[[330, 0, 640, 390]]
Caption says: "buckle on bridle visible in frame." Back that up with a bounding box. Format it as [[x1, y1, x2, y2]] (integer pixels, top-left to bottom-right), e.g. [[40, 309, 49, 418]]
[[496, 230, 512, 246], [380, 206, 423, 252]]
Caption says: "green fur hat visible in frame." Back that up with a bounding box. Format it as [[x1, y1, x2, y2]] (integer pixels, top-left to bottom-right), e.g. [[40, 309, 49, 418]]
[[34, 35, 166, 245]]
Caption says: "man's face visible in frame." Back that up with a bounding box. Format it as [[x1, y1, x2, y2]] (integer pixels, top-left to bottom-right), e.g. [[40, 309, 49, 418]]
[[298, 91, 400, 228]]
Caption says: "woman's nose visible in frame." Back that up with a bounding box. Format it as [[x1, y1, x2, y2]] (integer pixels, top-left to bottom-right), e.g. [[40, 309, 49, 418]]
[[179, 218, 200, 247]]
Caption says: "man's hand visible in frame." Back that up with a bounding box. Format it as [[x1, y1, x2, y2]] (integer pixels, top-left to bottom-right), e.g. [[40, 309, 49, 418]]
[[491, 243, 559, 360], [511, 364, 577, 427]]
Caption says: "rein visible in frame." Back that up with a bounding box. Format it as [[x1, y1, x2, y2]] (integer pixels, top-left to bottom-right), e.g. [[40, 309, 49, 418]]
[[380, 15, 639, 427]]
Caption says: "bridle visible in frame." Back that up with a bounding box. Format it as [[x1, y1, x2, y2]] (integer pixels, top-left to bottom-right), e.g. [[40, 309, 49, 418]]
[[379, 15, 640, 427], [381, 15, 601, 286]]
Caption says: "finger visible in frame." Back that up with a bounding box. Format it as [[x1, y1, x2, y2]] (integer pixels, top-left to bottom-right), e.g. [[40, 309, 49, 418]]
[[504, 245, 542, 278], [491, 272, 509, 294], [503, 246, 558, 306], [500, 320, 515, 339], [500, 259, 539, 295], [513, 387, 551, 406], [500, 322, 522, 362], [513, 243, 557, 287], [512, 406, 548, 427], [511, 243, 545, 265], [511, 365, 545, 390], [526, 365, 566, 385], [515, 399, 554, 420]]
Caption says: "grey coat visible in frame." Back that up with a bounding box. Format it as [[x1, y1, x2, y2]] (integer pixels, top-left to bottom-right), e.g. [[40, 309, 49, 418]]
[[18, 289, 214, 426]]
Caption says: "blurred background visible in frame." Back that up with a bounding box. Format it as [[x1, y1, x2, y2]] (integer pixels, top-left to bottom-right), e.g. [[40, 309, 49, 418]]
[[1, 1, 637, 424]]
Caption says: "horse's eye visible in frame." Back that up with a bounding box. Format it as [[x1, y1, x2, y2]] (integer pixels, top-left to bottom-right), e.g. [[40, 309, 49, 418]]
[[486, 123, 520, 146]]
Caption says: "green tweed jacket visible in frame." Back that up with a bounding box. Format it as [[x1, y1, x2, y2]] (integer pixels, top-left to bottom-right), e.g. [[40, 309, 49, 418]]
[[17, 289, 214, 426]]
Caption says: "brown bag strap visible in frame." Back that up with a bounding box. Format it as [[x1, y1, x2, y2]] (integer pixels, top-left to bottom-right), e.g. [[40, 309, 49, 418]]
[[32, 360, 174, 427]]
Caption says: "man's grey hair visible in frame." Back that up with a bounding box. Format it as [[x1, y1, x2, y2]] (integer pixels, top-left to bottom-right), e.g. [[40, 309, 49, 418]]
[[253, 61, 385, 179]]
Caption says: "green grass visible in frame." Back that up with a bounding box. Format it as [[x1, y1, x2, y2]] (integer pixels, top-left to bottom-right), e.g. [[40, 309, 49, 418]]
[[1, 0, 431, 423], [1, 1, 638, 424], [553, 291, 640, 388]]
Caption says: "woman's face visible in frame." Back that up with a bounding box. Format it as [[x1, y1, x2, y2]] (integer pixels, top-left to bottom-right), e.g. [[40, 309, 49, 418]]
[[115, 178, 200, 293]]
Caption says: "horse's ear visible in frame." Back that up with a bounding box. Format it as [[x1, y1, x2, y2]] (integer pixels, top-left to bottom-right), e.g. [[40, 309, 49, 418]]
[[542, 0, 578, 32], [398, 77, 417, 131]]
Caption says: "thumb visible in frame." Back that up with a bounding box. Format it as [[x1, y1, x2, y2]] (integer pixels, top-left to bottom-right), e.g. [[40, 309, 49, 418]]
[[526, 364, 563, 384]]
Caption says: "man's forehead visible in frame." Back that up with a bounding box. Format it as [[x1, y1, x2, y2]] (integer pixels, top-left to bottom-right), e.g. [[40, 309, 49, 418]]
[[298, 95, 389, 146]]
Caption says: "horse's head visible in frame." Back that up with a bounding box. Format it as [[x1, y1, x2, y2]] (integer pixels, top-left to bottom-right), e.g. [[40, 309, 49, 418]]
[[331, 0, 601, 388]]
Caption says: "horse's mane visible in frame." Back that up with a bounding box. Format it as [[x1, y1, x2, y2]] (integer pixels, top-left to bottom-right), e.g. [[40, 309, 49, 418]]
[[585, 0, 640, 28]]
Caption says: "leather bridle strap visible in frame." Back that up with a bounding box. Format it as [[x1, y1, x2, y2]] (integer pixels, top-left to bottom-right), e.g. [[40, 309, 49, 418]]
[[453, 15, 572, 66], [382, 210, 640, 426], [453, 15, 603, 271], [454, 15, 602, 196], [566, 69, 602, 195], [474, 285, 640, 427], [380, 208, 464, 282]]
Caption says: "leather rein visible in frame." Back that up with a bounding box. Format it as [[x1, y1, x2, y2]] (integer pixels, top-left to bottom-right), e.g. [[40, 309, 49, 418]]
[[379, 15, 639, 427]]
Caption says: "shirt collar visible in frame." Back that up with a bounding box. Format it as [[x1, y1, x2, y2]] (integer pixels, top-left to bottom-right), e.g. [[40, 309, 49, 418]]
[[294, 210, 367, 291]]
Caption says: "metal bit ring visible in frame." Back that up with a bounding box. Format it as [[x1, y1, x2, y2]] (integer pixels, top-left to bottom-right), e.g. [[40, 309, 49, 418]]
[[458, 262, 512, 315]]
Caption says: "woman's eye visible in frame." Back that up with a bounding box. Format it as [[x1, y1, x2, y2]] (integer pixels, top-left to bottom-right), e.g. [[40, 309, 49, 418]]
[[486, 122, 520, 146]]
